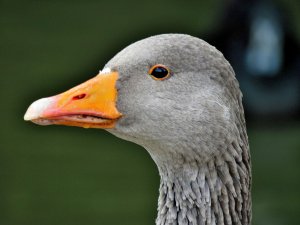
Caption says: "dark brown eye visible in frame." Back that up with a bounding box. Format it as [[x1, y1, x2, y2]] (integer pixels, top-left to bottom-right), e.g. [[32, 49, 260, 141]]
[[149, 64, 170, 80]]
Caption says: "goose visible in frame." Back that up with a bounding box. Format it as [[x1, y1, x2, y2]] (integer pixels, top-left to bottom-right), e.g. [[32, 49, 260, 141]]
[[24, 34, 251, 225]]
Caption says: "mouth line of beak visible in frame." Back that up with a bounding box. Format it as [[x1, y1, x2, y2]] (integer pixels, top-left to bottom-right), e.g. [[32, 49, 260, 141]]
[[32, 113, 117, 127]]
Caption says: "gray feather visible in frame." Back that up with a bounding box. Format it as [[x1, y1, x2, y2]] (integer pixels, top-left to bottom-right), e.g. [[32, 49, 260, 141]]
[[105, 34, 251, 225]]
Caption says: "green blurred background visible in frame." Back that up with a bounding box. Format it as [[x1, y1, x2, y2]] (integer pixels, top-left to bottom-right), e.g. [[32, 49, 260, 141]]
[[1, 0, 300, 225]]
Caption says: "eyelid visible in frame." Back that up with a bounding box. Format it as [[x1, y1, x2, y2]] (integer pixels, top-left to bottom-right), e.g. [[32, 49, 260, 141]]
[[148, 64, 171, 80]]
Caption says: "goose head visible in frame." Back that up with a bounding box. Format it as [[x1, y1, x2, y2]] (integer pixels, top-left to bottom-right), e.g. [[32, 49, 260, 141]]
[[24, 34, 251, 225]]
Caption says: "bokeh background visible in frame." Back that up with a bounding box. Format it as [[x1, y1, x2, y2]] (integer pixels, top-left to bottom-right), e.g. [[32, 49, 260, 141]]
[[1, 0, 300, 224]]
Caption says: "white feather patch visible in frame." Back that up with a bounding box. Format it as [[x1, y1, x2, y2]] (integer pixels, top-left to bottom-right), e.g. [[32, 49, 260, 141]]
[[99, 67, 112, 74]]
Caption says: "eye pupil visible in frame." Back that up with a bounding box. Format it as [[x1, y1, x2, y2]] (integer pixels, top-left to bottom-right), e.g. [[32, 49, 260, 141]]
[[150, 65, 170, 80]]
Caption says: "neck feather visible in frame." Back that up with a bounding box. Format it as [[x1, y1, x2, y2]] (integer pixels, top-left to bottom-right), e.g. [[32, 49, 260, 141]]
[[154, 141, 251, 225]]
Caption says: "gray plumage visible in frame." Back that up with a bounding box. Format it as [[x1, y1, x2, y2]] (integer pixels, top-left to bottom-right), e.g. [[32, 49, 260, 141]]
[[105, 34, 251, 225]]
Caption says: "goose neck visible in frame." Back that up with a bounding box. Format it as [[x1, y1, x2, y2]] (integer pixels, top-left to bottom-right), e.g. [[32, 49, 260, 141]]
[[154, 152, 251, 225]]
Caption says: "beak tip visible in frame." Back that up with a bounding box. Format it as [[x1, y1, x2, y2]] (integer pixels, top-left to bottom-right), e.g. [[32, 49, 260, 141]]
[[24, 109, 36, 121], [23, 112, 32, 121], [24, 97, 55, 121]]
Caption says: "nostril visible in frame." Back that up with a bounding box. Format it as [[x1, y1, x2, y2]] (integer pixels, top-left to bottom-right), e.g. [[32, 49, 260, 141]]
[[72, 93, 86, 100]]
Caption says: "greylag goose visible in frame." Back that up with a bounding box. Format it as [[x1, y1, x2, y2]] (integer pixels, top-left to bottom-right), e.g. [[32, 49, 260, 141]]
[[24, 34, 251, 225]]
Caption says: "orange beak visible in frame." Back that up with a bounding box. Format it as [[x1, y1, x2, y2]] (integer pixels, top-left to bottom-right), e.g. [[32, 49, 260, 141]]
[[24, 71, 122, 129]]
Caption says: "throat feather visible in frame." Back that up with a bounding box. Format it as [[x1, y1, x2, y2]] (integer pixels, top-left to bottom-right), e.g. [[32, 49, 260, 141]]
[[155, 146, 251, 225]]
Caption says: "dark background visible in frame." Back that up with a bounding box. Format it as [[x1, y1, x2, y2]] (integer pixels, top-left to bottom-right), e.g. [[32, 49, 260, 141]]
[[1, 0, 300, 225]]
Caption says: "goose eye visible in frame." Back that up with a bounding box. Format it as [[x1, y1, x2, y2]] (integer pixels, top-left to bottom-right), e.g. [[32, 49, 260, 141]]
[[149, 65, 170, 80]]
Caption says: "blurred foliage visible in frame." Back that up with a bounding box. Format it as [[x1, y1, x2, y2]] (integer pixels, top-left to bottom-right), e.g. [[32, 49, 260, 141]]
[[0, 0, 299, 225]]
